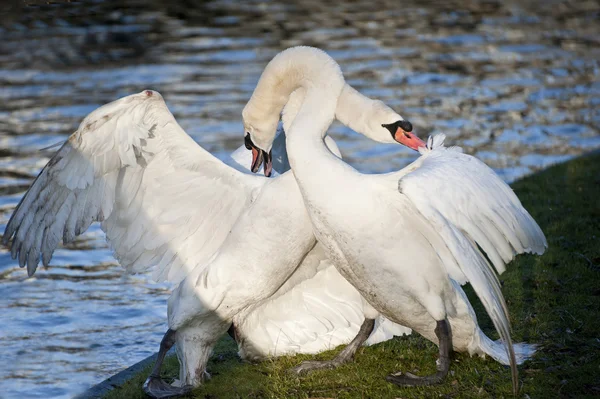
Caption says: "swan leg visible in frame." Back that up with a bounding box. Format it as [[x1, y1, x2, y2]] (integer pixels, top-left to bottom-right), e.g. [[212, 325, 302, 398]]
[[386, 319, 451, 387], [289, 318, 375, 375], [143, 329, 193, 399]]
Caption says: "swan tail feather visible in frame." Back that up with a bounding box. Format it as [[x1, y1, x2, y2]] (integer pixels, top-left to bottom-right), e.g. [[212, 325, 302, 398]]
[[476, 330, 537, 365]]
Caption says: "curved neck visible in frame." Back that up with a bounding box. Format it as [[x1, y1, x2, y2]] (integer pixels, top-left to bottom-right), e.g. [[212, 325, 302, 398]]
[[238, 81, 392, 175], [335, 84, 401, 145], [243, 47, 345, 151], [282, 85, 403, 151], [244, 47, 361, 197], [250, 48, 344, 115], [336, 85, 387, 141], [336, 84, 377, 133], [282, 83, 398, 142]]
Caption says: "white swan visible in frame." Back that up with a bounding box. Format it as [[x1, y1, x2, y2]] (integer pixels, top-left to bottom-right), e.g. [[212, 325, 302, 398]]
[[211, 129, 414, 362], [3, 83, 417, 397], [242, 46, 547, 392]]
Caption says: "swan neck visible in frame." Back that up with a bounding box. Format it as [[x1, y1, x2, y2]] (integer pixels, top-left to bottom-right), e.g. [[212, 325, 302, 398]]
[[335, 85, 373, 134], [285, 88, 349, 186], [260, 48, 342, 107], [244, 47, 345, 146], [335, 84, 373, 132], [334, 84, 400, 145]]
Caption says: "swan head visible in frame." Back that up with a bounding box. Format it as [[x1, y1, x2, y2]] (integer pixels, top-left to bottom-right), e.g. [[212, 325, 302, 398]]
[[242, 100, 281, 177], [381, 119, 426, 151], [243, 133, 273, 177], [361, 101, 425, 151]]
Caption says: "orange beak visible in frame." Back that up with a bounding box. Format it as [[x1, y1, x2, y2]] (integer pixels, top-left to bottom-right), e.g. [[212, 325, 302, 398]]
[[394, 129, 426, 151], [382, 120, 426, 151]]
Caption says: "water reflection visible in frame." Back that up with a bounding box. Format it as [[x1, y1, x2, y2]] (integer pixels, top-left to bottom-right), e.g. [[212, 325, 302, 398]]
[[0, 0, 599, 397]]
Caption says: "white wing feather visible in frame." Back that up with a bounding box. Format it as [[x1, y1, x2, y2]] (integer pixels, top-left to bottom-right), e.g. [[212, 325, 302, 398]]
[[3, 91, 259, 283], [399, 133, 546, 279], [395, 133, 547, 387]]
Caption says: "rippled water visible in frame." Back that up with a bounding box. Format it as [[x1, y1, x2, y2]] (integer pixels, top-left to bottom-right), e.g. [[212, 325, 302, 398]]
[[0, 0, 598, 398]]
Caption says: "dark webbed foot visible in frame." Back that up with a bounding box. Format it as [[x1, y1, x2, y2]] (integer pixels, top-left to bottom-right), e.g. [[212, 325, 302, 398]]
[[289, 358, 346, 374], [289, 318, 375, 375], [387, 319, 451, 387], [142, 376, 193, 399], [386, 370, 447, 387], [143, 329, 193, 398]]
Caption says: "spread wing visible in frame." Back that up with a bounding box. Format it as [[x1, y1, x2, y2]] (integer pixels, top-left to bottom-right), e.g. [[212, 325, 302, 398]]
[[394, 133, 546, 387], [399, 134, 546, 280], [3, 90, 261, 283]]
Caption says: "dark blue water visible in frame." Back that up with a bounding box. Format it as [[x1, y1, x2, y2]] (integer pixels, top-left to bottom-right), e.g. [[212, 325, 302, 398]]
[[0, 0, 598, 397]]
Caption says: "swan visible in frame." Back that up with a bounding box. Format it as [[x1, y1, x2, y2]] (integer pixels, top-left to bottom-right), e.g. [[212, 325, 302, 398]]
[[242, 46, 547, 392], [2, 82, 418, 397], [204, 130, 414, 362]]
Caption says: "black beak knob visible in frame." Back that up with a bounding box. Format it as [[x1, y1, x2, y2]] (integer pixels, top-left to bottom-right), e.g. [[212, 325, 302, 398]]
[[397, 120, 413, 132]]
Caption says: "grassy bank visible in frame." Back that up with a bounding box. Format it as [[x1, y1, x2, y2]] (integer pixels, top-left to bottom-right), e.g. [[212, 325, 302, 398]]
[[106, 152, 600, 399]]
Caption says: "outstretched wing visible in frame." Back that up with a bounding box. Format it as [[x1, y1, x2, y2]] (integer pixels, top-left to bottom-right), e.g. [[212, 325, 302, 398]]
[[395, 134, 546, 390], [399, 134, 546, 280], [3, 90, 260, 283]]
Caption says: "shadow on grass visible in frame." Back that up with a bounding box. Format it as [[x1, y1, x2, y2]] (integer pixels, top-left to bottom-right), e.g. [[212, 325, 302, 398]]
[[106, 152, 600, 399]]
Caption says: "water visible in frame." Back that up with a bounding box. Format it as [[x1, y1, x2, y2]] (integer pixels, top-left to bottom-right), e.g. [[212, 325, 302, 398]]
[[0, 0, 598, 397]]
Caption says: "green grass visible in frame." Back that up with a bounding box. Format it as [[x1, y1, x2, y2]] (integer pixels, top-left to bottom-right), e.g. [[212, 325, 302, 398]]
[[106, 153, 600, 399]]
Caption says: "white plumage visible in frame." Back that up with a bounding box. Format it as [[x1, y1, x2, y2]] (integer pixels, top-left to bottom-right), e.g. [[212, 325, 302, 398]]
[[6, 91, 259, 285], [386, 133, 545, 369], [243, 46, 546, 392], [233, 242, 410, 361], [3, 86, 413, 392], [5, 46, 546, 394]]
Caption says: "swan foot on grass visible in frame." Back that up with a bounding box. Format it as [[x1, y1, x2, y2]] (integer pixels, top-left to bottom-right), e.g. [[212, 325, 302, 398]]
[[386, 319, 450, 387], [143, 329, 193, 399], [386, 370, 448, 387], [142, 376, 193, 399], [289, 359, 346, 374], [289, 318, 375, 375]]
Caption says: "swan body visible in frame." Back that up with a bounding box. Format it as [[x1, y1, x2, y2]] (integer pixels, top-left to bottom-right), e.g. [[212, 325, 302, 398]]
[[3, 82, 413, 391], [243, 47, 546, 391], [231, 240, 410, 361]]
